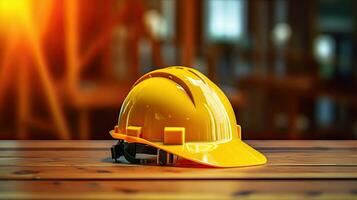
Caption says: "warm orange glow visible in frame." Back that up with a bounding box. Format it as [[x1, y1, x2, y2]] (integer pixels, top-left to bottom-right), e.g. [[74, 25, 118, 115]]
[[0, 0, 70, 139], [24, 14, 71, 139], [0, 0, 149, 139], [0, 0, 30, 30], [0, 0, 29, 17], [64, 0, 80, 92]]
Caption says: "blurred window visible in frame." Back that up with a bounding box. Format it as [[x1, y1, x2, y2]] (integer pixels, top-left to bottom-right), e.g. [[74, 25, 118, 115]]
[[206, 0, 246, 42]]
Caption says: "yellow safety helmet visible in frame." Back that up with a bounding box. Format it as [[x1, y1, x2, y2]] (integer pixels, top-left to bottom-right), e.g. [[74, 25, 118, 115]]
[[110, 66, 267, 167]]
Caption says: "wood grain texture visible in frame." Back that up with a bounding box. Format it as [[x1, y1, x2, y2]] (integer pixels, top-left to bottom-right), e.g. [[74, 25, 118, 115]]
[[0, 180, 356, 200], [0, 140, 356, 199]]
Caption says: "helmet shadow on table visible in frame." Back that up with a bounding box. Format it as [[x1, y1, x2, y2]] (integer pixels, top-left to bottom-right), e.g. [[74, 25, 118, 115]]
[[101, 156, 215, 168]]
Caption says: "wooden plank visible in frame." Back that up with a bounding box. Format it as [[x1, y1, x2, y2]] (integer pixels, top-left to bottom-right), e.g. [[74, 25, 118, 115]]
[[0, 140, 114, 149], [249, 140, 357, 149], [1, 149, 356, 165], [2, 193, 354, 200], [1, 140, 356, 149], [0, 180, 356, 200], [0, 140, 356, 180], [1, 165, 357, 180], [0, 140, 356, 199]]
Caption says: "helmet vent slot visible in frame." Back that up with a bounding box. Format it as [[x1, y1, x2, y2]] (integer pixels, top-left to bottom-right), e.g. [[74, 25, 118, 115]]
[[135, 72, 196, 106]]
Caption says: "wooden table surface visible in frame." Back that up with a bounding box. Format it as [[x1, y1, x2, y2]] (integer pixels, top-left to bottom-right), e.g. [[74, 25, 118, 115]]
[[0, 140, 356, 199]]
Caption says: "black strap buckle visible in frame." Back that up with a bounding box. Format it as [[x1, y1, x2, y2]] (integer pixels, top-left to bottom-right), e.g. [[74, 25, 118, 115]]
[[157, 149, 177, 166], [111, 140, 124, 163], [111, 140, 177, 166]]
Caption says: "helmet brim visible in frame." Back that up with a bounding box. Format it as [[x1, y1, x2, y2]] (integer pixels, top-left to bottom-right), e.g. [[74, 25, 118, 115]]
[[110, 130, 267, 167]]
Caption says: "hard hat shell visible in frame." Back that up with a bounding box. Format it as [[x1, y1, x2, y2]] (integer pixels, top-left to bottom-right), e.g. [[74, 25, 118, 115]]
[[110, 66, 267, 167]]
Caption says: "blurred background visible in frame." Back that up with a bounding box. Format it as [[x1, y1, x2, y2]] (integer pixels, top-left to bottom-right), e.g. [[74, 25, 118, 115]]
[[0, 0, 356, 140]]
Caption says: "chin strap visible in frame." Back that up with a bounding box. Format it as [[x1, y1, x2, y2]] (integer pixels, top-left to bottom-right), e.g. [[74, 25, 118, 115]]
[[111, 140, 178, 166]]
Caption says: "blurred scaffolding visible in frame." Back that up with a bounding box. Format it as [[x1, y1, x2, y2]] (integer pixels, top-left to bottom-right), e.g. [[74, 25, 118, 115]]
[[0, 0, 356, 140]]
